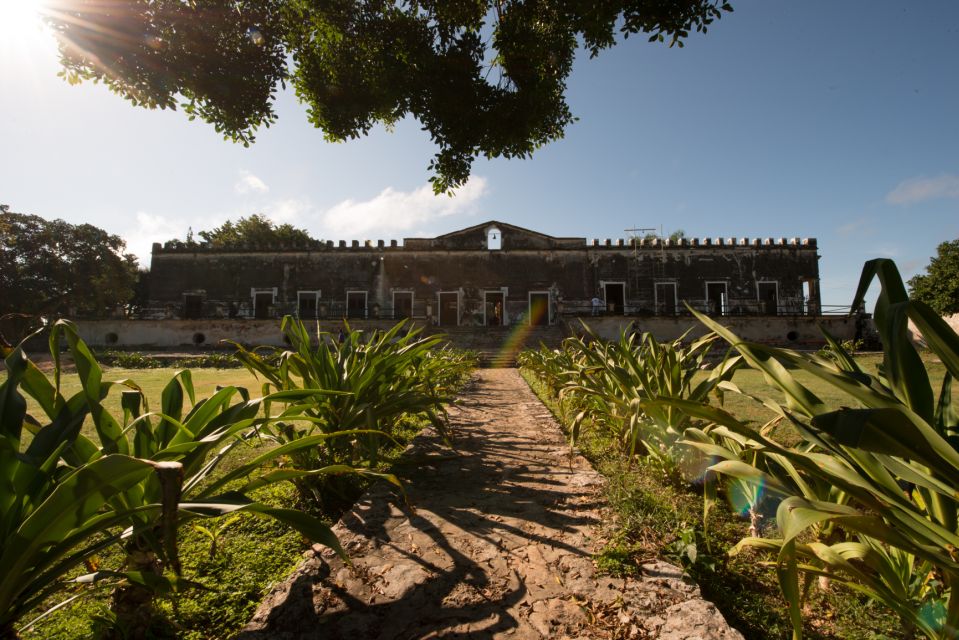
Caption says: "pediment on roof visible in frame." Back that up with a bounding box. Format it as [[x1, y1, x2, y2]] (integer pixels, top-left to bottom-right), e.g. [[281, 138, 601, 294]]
[[404, 220, 585, 250]]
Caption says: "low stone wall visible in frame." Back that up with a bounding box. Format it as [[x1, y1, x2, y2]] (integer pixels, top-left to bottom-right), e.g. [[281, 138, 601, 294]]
[[74, 318, 430, 348], [565, 314, 861, 347], [74, 314, 863, 349]]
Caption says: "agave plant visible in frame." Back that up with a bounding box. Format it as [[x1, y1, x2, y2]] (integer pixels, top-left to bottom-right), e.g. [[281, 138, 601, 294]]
[[0, 333, 174, 637], [669, 259, 959, 639], [3, 321, 388, 637], [537, 323, 741, 479], [231, 317, 467, 508]]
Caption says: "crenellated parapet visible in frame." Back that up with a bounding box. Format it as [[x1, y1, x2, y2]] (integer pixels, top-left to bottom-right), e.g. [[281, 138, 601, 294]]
[[153, 234, 818, 255], [588, 237, 817, 249]]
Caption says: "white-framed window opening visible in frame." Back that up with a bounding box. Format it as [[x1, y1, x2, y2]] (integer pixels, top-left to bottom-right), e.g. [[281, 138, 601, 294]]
[[437, 291, 460, 326], [601, 280, 626, 315], [251, 287, 277, 320], [705, 281, 728, 316], [483, 289, 507, 326], [297, 290, 321, 319], [756, 281, 779, 315], [346, 290, 368, 319], [392, 290, 414, 319], [654, 282, 678, 315]]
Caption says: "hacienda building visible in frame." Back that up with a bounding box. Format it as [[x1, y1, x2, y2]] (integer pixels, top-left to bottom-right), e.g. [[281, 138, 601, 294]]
[[144, 220, 823, 326]]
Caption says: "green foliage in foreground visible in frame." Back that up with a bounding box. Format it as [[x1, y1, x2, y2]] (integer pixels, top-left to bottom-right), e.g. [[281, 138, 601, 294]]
[[519, 326, 740, 480], [232, 318, 475, 509], [522, 258, 959, 640], [0, 321, 386, 638], [521, 369, 900, 639]]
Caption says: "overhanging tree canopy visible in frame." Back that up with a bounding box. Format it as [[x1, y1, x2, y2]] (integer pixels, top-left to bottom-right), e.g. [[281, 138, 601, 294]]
[[46, 0, 731, 192]]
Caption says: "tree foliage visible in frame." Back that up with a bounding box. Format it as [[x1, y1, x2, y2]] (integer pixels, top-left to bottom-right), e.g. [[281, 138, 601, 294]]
[[908, 239, 959, 316], [47, 0, 732, 192], [190, 214, 314, 248], [0, 206, 138, 317]]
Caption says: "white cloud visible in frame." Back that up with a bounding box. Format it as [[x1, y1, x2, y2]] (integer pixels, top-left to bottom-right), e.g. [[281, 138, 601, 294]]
[[320, 176, 489, 239], [117, 176, 489, 265], [886, 174, 959, 205], [235, 170, 269, 195], [268, 198, 313, 224], [121, 211, 185, 267], [836, 216, 874, 237]]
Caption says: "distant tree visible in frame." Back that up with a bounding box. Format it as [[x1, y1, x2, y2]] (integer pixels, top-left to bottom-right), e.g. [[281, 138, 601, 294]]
[[908, 239, 959, 316], [194, 214, 314, 248], [47, 1, 731, 192], [0, 208, 138, 316], [639, 229, 684, 241]]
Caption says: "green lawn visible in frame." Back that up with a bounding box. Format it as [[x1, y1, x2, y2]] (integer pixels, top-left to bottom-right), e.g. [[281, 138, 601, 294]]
[[709, 352, 955, 445], [24, 366, 263, 418], [17, 364, 431, 639]]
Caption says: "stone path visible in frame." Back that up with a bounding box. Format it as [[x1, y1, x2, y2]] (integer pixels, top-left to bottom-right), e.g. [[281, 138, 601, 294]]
[[239, 369, 743, 640]]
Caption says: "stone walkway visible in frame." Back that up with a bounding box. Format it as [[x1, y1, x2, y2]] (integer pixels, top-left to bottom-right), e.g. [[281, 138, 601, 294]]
[[239, 369, 742, 640]]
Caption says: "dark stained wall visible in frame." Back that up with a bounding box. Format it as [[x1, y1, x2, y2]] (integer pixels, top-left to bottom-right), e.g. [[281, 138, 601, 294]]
[[148, 237, 820, 321]]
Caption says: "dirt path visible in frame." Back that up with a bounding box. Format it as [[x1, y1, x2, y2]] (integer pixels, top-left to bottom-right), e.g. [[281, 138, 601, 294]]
[[239, 369, 742, 640]]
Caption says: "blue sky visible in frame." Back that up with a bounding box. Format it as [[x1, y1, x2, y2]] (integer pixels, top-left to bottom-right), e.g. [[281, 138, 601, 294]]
[[1, 0, 957, 307]]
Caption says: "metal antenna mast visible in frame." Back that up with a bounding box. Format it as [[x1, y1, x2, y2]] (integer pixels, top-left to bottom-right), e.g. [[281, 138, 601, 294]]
[[624, 226, 656, 258]]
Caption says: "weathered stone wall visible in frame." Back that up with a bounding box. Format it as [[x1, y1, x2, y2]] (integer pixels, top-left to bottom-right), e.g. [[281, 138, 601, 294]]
[[75, 318, 427, 348], [568, 314, 859, 347], [74, 314, 858, 349], [148, 237, 820, 323]]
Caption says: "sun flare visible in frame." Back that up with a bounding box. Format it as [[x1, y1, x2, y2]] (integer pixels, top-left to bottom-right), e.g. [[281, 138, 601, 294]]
[[0, 0, 51, 50]]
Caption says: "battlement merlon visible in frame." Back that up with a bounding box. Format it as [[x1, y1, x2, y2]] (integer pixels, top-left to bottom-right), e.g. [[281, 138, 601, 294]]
[[151, 236, 818, 255]]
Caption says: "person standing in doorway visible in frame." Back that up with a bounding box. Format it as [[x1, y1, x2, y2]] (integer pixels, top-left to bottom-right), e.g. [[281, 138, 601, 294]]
[[493, 301, 502, 326]]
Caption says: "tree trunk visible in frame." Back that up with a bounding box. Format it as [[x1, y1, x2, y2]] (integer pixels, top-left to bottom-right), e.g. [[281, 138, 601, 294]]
[[106, 547, 163, 640]]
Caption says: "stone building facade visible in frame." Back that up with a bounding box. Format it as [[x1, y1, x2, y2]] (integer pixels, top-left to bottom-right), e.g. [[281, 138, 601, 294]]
[[147, 221, 822, 326]]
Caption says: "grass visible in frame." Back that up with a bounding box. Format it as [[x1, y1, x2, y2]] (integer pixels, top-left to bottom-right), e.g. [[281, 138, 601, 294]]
[[17, 364, 435, 639], [706, 352, 955, 445], [521, 363, 907, 640]]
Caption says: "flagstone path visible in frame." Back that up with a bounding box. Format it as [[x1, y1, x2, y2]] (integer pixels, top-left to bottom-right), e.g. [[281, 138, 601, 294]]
[[238, 369, 743, 640]]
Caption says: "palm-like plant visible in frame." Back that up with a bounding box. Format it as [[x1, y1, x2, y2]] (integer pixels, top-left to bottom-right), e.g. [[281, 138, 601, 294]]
[[529, 324, 740, 478], [2, 321, 378, 637], [673, 259, 959, 639], [231, 317, 468, 508]]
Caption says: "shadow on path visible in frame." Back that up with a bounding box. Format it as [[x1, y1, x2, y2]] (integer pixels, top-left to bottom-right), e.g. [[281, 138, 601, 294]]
[[238, 369, 742, 640]]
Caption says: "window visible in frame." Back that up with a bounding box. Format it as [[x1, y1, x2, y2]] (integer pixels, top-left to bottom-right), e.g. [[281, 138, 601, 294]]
[[705, 282, 728, 316], [757, 281, 778, 315], [297, 290, 320, 319], [393, 291, 413, 319], [438, 291, 459, 326], [654, 282, 677, 316], [487, 226, 502, 250], [251, 288, 276, 320], [346, 291, 367, 319], [602, 281, 626, 315], [528, 291, 550, 326]]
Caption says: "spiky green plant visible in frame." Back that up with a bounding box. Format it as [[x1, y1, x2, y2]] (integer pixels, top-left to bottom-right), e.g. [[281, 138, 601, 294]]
[[524, 323, 740, 479], [231, 317, 471, 508], [2, 321, 382, 637], [666, 259, 959, 639]]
